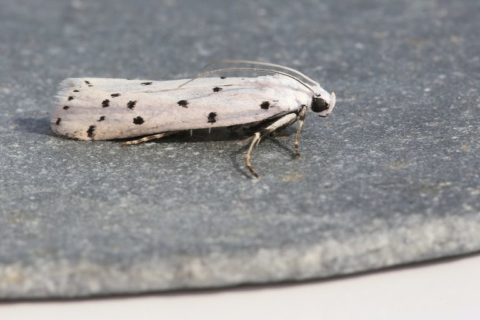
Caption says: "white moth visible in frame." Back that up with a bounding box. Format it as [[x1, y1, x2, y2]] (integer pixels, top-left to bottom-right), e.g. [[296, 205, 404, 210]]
[[51, 60, 336, 177]]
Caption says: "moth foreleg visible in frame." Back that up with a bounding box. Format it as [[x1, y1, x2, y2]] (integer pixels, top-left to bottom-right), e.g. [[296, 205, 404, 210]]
[[244, 113, 298, 178], [294, 105, 308, 157], [245, 132, 262, 178], [123, 132, 173, 145]]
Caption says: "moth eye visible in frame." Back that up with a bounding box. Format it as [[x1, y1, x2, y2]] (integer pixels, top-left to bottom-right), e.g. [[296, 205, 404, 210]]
[[311, 97, 329, 113]]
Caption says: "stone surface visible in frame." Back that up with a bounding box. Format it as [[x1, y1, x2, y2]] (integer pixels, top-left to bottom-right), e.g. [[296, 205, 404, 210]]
[[0, 0, 479, 299]]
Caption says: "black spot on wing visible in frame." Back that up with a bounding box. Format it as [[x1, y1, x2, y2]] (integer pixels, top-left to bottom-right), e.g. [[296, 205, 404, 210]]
[[98, 116, 105, 122], [55, 118, 61, 125], [87, 125, 96, 138], [260, 101, 270, 109], [73, 90, 79, 93], [127, 100, 137, 109], [111, 93, 121, 98], [220, 76, 226, 79], [141, 82, 152, 85], [213, 87, 222, 92], [68, 96, 74, 101], [102, 99, 110, 107], [133, 116, 144, 125], [84, 80, 93, 87], [63, 106, 70, 110], [208, 112, 217, 124], [177, 100, 188, 108]]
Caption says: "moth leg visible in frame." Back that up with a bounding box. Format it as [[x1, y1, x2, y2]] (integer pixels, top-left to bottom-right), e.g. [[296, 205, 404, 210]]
[[244, 113, 298, 178], [294, 105, 308, 157], [245, 132, 262, 178], [123, 132, 172, 145]]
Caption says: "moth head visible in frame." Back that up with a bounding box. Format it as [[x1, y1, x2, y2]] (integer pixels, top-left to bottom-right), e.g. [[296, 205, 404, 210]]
[[311, 92, 336, 117]]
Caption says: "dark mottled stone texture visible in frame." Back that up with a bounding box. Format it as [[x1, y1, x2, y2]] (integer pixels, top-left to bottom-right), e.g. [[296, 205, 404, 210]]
[[0, 0, 479, 299]]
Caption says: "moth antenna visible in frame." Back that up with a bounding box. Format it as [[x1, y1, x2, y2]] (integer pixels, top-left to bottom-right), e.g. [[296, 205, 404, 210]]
[[179, 67, 316, 94], [212, 60, 319, 86]]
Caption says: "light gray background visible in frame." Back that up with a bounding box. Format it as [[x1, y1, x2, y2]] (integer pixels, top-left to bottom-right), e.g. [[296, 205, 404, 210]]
[[0, 0, 479, 298]]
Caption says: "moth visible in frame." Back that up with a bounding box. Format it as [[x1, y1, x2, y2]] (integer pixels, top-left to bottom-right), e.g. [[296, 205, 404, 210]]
[[51, 60, 336, 177]]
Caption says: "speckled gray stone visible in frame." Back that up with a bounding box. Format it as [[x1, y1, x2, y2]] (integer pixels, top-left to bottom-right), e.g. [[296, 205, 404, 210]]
[[0, 0, 479, 299]]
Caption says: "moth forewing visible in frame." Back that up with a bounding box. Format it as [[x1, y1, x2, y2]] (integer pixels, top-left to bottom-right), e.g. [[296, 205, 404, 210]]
[[51, 75, 313, 141]]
